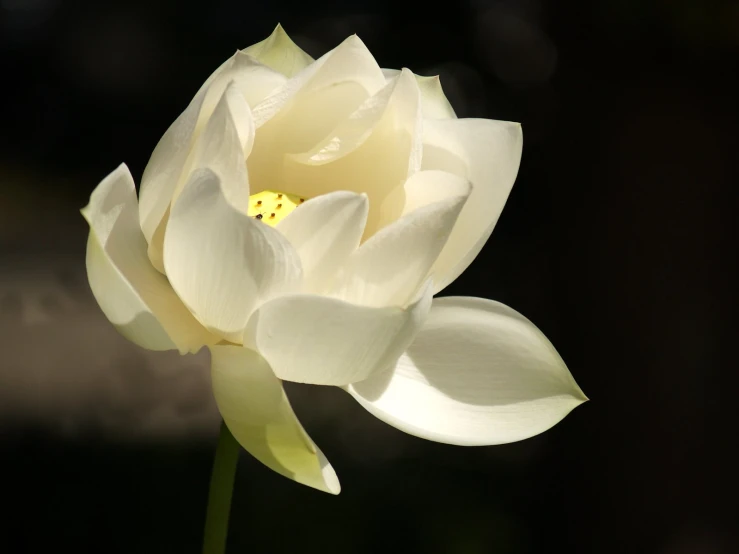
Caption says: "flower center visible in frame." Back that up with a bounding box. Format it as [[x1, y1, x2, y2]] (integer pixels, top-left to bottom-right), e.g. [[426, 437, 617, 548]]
[[247, 190, 306, 227]]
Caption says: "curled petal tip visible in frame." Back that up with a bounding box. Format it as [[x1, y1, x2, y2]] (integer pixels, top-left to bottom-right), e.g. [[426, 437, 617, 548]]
[[343, 34, 363, 45]]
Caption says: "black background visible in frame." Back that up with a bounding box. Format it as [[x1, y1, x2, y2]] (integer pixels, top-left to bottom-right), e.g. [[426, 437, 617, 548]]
[[1, 0, 737, 552]]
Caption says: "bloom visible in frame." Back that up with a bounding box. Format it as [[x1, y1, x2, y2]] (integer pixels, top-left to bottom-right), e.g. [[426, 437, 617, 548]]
[[83, 25, 586, 494]]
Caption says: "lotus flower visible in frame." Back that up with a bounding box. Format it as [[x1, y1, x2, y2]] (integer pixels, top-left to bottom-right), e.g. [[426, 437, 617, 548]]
[[82, 25, 586, 494]]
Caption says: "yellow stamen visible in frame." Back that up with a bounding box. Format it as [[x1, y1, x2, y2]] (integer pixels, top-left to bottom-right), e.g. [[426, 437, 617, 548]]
[[247, 190, 306, 227]]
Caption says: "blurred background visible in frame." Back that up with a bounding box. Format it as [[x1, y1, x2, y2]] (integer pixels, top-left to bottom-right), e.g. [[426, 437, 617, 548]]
[[1, 0, 737, 552]]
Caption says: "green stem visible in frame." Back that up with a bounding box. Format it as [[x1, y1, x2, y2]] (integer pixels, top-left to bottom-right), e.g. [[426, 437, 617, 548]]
[[203, 422, 240, 554]]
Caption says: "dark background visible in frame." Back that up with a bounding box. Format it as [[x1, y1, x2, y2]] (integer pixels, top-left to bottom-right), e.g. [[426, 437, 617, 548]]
[[1, 0, 737, 552]]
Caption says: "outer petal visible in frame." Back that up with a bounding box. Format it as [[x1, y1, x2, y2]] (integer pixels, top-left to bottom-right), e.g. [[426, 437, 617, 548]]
[[383, 68, 457, 119], [138, 91, 204, 258], [82, 164, 216, 353], [243, 24, 314, 77], [177, 82, 255, 211], [333, 172, 470, 308], [246, 281, 433, 386], [139, 52, 286, 270], [164, 168, 302, 343], [210, 345, 340, 494], [145, 83, 256, 271], [422, 119, 523, 293], [348, 296, 587, 446], [276, 191, 368, 294]]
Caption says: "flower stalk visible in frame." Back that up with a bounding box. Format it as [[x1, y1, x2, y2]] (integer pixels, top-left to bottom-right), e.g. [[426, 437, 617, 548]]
[[203, 422, 240, 554]]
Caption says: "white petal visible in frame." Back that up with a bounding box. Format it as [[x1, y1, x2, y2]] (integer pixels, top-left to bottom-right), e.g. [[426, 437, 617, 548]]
[[276, 191, 368, 294], [83, 164, 216, 353], [383, 68, 457, 119], [246, 80, 372, 195], [288, 69, 419, 167], [251, 34, 386, 127], [138, 92, 205, 260], [243, 24, 314, 77], [298, 35, 385, 95], [164, 168, 302, 343], [139, 53, 286, 271], [246, 36, 389, 200], [390, 169, 472, 216], [422, 119, 523, 293], [348, 296, 587, 446], [416, 75, 457, 119], [333, 172, 470, 308], [246, 281, 433, 386], [144, 83, 257, 273], [280, 68, 423, 237], [195, 50, 288, 113], [210, 345, 340, 494], [178, 82, 255, 211]]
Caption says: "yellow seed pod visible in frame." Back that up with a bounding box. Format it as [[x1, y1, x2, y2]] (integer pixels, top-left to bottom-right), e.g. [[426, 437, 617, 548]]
[[247, 190, 306, 227]]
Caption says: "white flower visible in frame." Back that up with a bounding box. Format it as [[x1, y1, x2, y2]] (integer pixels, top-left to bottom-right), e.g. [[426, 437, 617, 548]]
[[82, 25, 586, 494]]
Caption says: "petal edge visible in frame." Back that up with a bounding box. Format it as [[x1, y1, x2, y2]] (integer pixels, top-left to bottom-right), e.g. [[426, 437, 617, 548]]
[[84, 164, 215, 353], [211, 345, 340, 494], [348, 296, 586, 446]]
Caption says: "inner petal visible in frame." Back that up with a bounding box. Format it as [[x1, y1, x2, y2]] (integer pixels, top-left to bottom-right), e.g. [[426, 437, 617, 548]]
[[280, 70, 421, 240], [247, 81, 370, 196]]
